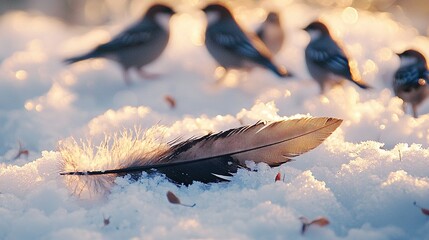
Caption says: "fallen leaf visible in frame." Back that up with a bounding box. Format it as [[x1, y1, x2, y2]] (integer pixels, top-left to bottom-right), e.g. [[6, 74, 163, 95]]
[[167, 191, 181, 205], [421, 208, 429, 216], [310, 217, 330, 226], [13, 141, 29, 160], [166, 191, 196, 207], [164, 95, 176, 109], [275, 172, 281, 182], [414, 201, 429, 216], [299, 216, 330, 235]]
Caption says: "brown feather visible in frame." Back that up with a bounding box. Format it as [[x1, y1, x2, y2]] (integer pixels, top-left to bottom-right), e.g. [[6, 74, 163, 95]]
[[59, 117, 342, 191], [159, 117, 342, 166]]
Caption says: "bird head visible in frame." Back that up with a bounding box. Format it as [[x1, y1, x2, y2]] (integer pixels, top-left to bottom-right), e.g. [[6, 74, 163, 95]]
[[145, 4, 175, 30], [303, 21, 330, 40], [145, 4, 175, 17], [202, 3, 233, 25], [397, 49, 427, 66]]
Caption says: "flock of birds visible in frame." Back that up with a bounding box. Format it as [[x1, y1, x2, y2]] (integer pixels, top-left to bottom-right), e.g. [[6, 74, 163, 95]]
[[64, 3, 429, 118]]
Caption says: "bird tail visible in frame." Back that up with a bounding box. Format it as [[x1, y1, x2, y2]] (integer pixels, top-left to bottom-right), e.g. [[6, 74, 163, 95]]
[[349, 78, 372, 89], [348, 62, 371, 89], [266, 61, 293, 78], [63, 52, 96, 64]]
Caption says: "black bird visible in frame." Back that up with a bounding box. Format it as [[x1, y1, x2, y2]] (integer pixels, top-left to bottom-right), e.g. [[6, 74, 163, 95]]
[[303, 21, 371, 93], [256, 12, 285, 55], [202, 3, 292, 79], [394, 49, 429, 118], [64, 4, 176, 84]]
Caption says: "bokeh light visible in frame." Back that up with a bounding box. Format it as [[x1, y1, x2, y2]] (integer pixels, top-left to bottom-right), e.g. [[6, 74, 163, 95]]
[[15, 70, 28, 81], [342, 7, 359, 24]]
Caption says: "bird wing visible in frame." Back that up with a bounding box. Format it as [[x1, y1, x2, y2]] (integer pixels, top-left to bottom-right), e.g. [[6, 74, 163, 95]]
[[306, 45, 353, 79], [394, 66, 426, 87], [93, 23, 159, 53], [208, 28, 273, 61]]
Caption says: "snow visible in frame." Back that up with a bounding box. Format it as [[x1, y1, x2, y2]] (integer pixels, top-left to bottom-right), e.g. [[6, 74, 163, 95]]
[[1, 2, 429, 239]]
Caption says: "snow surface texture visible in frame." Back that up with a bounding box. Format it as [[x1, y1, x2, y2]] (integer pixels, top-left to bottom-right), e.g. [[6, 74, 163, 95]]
[[1, 1, 429, 239]]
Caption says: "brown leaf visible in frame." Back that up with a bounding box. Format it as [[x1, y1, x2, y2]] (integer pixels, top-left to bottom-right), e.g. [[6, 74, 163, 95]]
[[299, 216, 329, 235], [166, 191, 196, 207], [164, 95, 176, 109], [421, 208, 429, 216], [14, 141, 29, 160], [414, 201, 429, 216], [166, 191, 181, 205], [310, 217, 330, 226], [275, 172, 281, 182]]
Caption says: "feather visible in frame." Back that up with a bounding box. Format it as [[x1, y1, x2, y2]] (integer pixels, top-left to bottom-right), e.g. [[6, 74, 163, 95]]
[[59, 117, 342, 194]]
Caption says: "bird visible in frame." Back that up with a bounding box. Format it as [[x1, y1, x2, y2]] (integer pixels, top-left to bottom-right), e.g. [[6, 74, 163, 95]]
[[59, 117, 342, 195], [64, 4, 176, 85], [256, 11, 285, 55], [303, 21, 371, 93], [201, 3, 292, 79], [393, 49, 429, 118]]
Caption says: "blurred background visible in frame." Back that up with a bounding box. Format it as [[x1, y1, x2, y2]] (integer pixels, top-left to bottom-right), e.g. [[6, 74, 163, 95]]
[[0, 0, 428, 36], [0, 0, 428, 154]]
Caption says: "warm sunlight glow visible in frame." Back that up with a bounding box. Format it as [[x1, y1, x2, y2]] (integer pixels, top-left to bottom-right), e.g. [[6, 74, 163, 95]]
[[35, 104, 43, 112], [214, 66, 226, 79], [2, 3, 429, 239], [223, 70, 240, 88], [63, 73, 77, 86], [178, 219, 200, 230], [191, 31, 204, 46], [24, 101, 34, 111], [320, 96, 330, 104], [382, 170, 429, 188], [363, 59, 378, 75], [337, 0, 353, 7], [377, 48, 393, 61], [15, 70, 28, 81], [91, 59, 105, 69], [342, 7, 358, 24], [46, 83, 76, 108]]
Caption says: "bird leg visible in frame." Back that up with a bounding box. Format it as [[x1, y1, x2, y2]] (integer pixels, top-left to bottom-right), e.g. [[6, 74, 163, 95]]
[[318, 82, 326, 94], [122, 69, 132, 85], [412, 104, 418, 118]]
